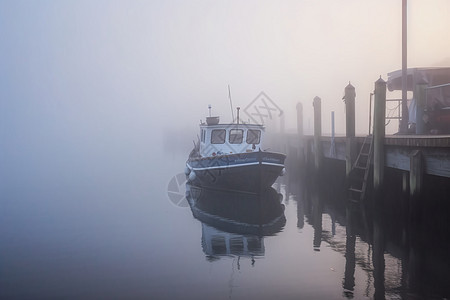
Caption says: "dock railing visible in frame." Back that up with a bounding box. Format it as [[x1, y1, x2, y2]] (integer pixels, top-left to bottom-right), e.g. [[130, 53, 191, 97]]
[[367, 93, 401, 135], [385, 98, 403, 124]]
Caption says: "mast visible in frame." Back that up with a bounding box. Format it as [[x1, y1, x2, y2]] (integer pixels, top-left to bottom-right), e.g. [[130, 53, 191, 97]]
[[228, 85, 235, 122]]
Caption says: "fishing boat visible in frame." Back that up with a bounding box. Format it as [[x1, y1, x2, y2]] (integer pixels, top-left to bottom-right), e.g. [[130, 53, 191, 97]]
[[185, 108, 286, 193]]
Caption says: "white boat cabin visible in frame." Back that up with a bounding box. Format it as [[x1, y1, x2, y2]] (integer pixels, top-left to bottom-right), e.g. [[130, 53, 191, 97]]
[[199, 121, 265, 157]]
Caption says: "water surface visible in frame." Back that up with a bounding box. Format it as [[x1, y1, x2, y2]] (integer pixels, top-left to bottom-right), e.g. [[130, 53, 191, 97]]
[[1, 144, 449, 299]]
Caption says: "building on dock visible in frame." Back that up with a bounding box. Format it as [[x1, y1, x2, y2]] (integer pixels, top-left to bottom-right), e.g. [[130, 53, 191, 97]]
[[289, 67, 450, 202], [387, 67, 450, 135]]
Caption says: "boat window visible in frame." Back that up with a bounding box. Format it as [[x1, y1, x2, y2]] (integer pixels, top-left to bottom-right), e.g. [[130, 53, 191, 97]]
[[229, 129, 243, 144], [211, 129, 226, 144], [246, 129, 261, 144], [201, 129, 206, 142]]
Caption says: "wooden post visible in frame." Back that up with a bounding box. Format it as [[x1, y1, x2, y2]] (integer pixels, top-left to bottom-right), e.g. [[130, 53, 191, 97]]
[[313, 96, 322, 171], [331, 111, 335, 138], [330, 111, 336, 158], [407, 151, 425, 291], [345, 83, 356, 138], [305, 139, 312, 169], [414, 80, 427, 135], [409, 150, 424, 238], [346, 142, 357, 177], [409, 150, 423, 199], [344, 83, 356, 176], [402, 171, 409, 194], [369, 93, 374, 135], [296, 102, 304, 137], [373, 78, 386, 191], [296, 102, 304, 167]]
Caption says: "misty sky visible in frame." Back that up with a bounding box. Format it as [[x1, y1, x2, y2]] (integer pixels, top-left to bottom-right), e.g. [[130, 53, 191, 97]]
[[1, 0, 449, 188]]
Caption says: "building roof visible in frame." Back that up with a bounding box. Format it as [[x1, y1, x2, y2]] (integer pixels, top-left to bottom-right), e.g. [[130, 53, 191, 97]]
[[387, 67, 450, 91]]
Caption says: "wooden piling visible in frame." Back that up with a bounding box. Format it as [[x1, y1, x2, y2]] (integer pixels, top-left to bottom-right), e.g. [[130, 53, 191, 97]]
[[296, 102, 304, 166], [345, 83, 356, 138], [409, 150, 423, 199], [296, 102, 304, 137], [409, 150, 424, 233], [414, 80, 427, 135], [330, 111, 336, 158], [373, 78, 386, 191], [313, 96, 322, 171], [305, 139, 312, 169], [344, 83, 356, 176], [402, 171, 409, 194]]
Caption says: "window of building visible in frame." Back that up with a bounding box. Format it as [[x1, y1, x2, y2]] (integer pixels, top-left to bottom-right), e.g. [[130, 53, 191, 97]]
[[229, 129, 243, 144], [246, 130, 261, 144], [211, 129, 226, 144]]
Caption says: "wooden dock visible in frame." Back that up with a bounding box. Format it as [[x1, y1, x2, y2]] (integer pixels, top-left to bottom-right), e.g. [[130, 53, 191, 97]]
[[283, 78, 450, 201], [291, 134, 450, 178]]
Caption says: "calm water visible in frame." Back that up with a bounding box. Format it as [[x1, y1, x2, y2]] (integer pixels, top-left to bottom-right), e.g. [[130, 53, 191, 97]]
[[1, 143, 449, 299]]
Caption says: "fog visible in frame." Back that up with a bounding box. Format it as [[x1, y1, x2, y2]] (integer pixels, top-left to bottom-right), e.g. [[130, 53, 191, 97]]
[[1, 0, 450, 186], [1, 2, 450, 297]]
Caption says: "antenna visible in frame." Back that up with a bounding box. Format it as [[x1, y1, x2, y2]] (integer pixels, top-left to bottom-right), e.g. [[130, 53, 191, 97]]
[[228, 85, 235, 122], [208, 104, 212, 117]]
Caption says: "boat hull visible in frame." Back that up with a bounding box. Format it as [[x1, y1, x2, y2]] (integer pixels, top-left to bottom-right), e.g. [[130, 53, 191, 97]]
[[186, 151, 285, 193]]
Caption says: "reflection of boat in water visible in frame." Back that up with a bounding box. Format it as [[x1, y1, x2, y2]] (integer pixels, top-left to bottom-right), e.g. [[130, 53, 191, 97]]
[[186, 184, 286, 258], [201, 224, 265, 258], [187, 184, 285, 236]]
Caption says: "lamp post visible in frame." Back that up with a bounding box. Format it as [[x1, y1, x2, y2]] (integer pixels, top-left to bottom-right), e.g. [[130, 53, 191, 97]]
[[400, 0, 409, 133]]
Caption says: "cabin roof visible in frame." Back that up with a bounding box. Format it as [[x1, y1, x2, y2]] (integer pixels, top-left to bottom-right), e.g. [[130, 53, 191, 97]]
[[200, 123, 265, 129], [387, 67, 450, 91]]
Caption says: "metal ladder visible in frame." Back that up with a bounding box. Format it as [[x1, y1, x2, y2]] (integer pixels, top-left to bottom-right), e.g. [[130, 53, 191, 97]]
[[348, 135, 373, 202]]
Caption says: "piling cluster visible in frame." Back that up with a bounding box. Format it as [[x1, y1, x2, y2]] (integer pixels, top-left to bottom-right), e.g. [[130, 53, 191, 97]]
[[295, 78, 425, 200]]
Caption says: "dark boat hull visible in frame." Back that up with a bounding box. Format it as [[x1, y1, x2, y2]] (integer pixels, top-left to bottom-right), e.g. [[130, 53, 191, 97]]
[[186, 151, 286, 193]]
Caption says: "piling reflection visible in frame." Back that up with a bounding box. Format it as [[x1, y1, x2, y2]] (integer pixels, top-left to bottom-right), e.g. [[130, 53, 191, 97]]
[[286, 157, 450, 300], [343, 205, 356, 298], [372, 195, 386, 300], [186, 184, 286, 260]]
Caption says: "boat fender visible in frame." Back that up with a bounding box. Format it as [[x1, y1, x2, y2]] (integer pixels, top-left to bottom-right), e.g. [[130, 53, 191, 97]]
[[184, 166, 191, 176], [188, 170, 196, 182], [280, 168, 286, 176]]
